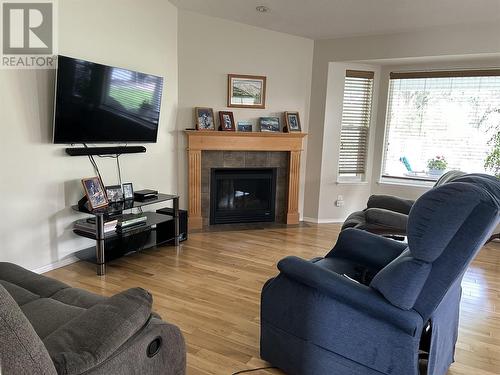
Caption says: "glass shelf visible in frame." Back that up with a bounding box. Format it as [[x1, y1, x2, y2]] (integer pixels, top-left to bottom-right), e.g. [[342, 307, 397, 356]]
[[72, 193, 179, 216]]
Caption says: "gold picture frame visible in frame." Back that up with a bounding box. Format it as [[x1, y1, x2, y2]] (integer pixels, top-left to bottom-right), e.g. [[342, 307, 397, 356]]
[[81, 176, 108, 210], [228, 74, 266, 109], [284, 112, 302, 132], [195, 107, 216, 131]]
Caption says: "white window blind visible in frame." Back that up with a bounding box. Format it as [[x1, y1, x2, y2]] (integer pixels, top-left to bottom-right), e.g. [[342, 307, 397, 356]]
[[338, 70, 374, 176], [382, 70, 500, 181]]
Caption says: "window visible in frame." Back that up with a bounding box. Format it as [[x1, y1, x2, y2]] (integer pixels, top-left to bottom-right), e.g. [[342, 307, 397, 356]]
[[338, 70, 374, 180], [382, 70, 500, 182]]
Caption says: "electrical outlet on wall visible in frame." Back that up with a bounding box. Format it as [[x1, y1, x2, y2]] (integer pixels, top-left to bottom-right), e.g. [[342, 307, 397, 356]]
[[336, 195, 344, 207]]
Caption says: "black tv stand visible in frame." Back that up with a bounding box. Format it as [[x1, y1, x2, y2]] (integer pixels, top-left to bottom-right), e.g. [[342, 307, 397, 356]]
[[72, 193, 179, 276], [65, 146, 146, 156]]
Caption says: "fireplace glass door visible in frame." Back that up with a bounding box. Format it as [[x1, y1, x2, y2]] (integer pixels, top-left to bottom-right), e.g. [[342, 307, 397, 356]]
[[210, 168, 277, 224]]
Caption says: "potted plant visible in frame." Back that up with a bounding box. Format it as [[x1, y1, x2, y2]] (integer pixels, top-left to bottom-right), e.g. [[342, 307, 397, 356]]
[[485, 131, 500, 178], [427, 156, 448, 176]]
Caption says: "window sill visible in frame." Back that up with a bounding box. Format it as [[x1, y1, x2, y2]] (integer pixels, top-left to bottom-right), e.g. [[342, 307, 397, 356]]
[[378, 177, 434, 188], [336, 180, 369, 185]]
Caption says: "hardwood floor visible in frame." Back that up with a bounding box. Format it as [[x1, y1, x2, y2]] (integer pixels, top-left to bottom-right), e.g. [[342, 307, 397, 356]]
[[46, 223, 500, 375]]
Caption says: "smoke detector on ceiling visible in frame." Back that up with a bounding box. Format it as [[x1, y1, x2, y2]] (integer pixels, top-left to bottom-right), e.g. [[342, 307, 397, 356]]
[[256, 6, 270, 13]]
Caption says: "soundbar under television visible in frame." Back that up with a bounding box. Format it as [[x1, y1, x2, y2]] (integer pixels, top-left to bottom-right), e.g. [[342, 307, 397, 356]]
[[53, 55, 164, 144]]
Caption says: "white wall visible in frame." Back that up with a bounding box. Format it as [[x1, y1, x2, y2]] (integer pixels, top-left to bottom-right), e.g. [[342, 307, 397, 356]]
[[308, 62, 381, 222], [177, 10, 314, 217], [304, 22, 500, 221], [0, 0, 178, 271]]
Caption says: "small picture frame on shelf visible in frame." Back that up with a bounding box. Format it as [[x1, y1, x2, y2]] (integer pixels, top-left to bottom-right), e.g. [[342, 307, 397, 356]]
[[122, 182, 134, 201], [228, 74, 266, 109], [284, 111, 302, 132], [218, 111, 236, 131], [259, 117, 280, 132], [237, 121, 253, 132], [195, 107, 216, 130], [81, 176, 108, 210], [106, 185, 124, 203]]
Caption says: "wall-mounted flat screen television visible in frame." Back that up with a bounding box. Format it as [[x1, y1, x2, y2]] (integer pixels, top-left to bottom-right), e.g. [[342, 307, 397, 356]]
[[53, 55, 163, 143]]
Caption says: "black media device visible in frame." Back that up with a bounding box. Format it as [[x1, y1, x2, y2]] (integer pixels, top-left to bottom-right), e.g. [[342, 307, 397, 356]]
[[53, 55, 164, 144], [156, 208, 188, 242], [65, 146, 146, 156], [134, 189, 158, 201]]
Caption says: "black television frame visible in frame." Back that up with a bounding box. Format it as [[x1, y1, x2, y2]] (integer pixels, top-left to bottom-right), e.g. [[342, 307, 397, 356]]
[[53, 55, 164, 144]]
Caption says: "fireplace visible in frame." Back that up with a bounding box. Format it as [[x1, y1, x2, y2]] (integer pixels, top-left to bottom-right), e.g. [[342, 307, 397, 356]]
[[185, 131, 307, 229], [210, 168, 277, 224]]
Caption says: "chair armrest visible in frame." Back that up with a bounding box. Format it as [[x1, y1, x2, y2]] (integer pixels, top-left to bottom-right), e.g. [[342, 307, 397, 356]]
[[85, 318, 186, 375], [43, 288, 152, 375], [0, 285, 57, 375], [367, 194, 414, 214], [365, 208, 408, 230], [326, 228, 407, 269], [277, 256, 422, 335]]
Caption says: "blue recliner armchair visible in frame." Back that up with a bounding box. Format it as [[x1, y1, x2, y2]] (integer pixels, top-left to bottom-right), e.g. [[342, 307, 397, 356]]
[[261, 174, 499, 375]]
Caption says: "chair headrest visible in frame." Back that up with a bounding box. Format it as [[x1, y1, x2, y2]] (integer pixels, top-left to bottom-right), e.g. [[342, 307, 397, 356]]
[[408, 179, 499, 262], [434, 170, 466, 186], [452, 174, 500, 206]]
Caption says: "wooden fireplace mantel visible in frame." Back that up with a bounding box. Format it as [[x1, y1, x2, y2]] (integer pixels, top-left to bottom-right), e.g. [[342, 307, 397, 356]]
[[185, 130, 307, 229]]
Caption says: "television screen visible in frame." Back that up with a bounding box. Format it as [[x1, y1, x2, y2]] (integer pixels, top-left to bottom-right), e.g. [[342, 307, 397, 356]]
[[53, 56, 163, 143]]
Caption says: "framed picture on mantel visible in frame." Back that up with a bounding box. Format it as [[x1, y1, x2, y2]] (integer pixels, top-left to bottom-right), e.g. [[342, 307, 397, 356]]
[[195, 107, 216, 130], [228, 74, 266, 109], [259, 117, 280, 132], [237, 121, 253, 132], [218, 111, 235, 131], [284, 112, 302, 132]]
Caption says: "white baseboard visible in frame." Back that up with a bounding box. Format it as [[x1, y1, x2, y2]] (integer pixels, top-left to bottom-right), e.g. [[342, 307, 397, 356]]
[[32, 256, 79, 274], [303, 217, 345, 224]]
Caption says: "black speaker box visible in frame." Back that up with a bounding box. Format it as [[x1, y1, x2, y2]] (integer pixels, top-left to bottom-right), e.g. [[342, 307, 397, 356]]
[[156, 207, 188, 243], [65, 146, 146, 156]]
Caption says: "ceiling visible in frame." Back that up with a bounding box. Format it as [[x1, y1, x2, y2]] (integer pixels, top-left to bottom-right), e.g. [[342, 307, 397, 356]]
[[169, 0, 500, 40]]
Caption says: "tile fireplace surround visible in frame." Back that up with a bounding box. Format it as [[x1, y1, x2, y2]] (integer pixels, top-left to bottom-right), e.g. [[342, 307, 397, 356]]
[[185, 131, 307, 230]]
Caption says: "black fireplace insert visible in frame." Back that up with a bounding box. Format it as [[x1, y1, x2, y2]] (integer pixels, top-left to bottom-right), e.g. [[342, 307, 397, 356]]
[[210, 168, 277, 224]]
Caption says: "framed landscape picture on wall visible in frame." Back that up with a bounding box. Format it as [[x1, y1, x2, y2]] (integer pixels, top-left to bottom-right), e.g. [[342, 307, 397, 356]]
[[228, 74, 266, 109]]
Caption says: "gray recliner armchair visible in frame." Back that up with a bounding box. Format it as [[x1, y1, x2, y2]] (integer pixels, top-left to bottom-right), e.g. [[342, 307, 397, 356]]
[[0, 262, 186, 375], [342, 170, 465, 236]]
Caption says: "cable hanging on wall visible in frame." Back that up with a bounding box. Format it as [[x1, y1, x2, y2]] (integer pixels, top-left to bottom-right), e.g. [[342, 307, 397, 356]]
[[83, 143, 126, 188]]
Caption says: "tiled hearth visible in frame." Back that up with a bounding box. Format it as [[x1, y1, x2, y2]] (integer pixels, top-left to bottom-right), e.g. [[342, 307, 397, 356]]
[[185, 131, 307, 230], [201, 151, 289, 226]]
